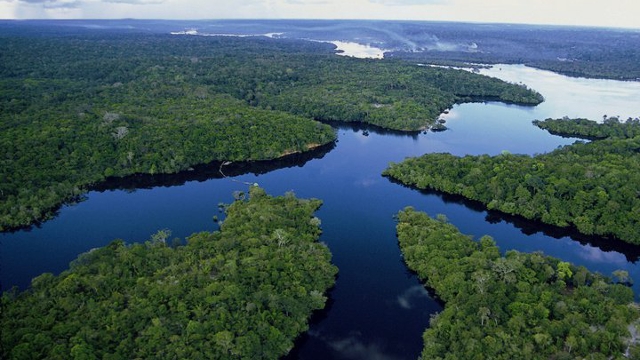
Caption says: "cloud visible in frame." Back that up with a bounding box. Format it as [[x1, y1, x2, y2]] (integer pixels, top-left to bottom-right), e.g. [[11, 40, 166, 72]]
[[3, 0, 638, 29], [577, 245, 627, 265], [309, 330, 403, 360], [327, 336, 403, 360], [103, 0, 164, 3], [369, 0, 449, 5], [18, 0, 80, 8], [354, 177, 377, 188], [397, 285, 430, 310], [16, 0, 164, 7], [286, 0, 330, 4]]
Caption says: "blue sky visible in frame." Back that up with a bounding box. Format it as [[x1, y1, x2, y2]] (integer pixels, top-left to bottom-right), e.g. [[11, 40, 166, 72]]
[[1, 0, 638, 29]]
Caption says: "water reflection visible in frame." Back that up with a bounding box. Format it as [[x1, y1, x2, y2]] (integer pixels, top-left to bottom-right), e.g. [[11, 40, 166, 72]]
[[317, 333, 403, 360], [92, 142, 336, 192], [389, 177, 640, 263], [484, 211, 640, 262], [397, 285, 432, 310], [324, 120, 422, 139]]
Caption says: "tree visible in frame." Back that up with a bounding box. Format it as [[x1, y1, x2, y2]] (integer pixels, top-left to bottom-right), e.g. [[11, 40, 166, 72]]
[[478, 307, 491, 327], [557, 262, 573, 281], [612, 270, 632, 286]]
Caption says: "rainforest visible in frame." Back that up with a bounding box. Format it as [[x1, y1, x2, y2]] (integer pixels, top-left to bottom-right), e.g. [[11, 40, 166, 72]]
[[2, 20, 640, 360], [1, 187, 337, 359], [384, 118, 640, 244], [0, 23, 541, 231]]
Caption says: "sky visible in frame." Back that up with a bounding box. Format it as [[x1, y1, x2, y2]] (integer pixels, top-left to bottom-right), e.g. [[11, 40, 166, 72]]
[[0, 0, 638, 30]]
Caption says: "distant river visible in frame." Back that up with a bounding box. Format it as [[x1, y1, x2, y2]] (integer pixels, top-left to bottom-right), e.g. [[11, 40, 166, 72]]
[[2, 65, 639, 360], [479, 64, 640, 121]]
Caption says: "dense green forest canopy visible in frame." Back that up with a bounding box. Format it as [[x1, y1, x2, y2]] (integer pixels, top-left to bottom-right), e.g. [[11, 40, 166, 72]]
[[396, 207, 638, 359], [0, 25, 542, 231], [384, 118, 640, 244], [534, 116, 640, 140], [0, 186, 338, 359]]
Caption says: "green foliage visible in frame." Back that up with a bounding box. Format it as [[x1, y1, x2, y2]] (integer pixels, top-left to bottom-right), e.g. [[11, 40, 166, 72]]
[[0, 33, 338, 231], [0, 187, 338, 359], [534, 117, 640, 140], [0, 28, 542, 231], [256, 61, 542, 131], [396, 207, 638, 360], [384, 120, 640, 244]]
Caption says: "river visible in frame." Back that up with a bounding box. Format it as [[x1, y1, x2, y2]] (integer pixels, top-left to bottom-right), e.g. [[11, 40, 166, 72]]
[[2, 64, 640, 360]]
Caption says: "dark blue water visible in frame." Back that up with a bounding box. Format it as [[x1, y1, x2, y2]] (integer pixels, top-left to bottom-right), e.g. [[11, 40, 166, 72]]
[[2, 67, 640, 360]]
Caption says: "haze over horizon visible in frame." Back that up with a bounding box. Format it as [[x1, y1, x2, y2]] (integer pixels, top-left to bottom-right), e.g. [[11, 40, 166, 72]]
[[0, 0, 639, 30]]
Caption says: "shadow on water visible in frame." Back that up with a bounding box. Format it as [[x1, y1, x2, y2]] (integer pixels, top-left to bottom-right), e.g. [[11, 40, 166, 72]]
[[384, 176, 487, 213], [91, 142, 336, 192], [385, 176, 640, 263], [325, 120, 423, 139], [2, 142, 336, 235], [484, 211, 640, 263], [283, 286, 338, 360]]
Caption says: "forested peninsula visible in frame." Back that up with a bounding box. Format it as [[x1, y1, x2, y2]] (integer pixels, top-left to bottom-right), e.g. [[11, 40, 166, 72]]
[[533, 116, 640, 140], [396, 207, 638, 359], [1, 186, 338, 359], [0, 24, 542, 231], [384, 118, 640, 244]]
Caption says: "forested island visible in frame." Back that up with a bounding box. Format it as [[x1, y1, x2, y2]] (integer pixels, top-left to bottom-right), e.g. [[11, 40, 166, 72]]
[[0, 186, 338, 359], [0, 23, 543, 231], [384, 118, 640, 244], [396, 207, 638, 359]]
